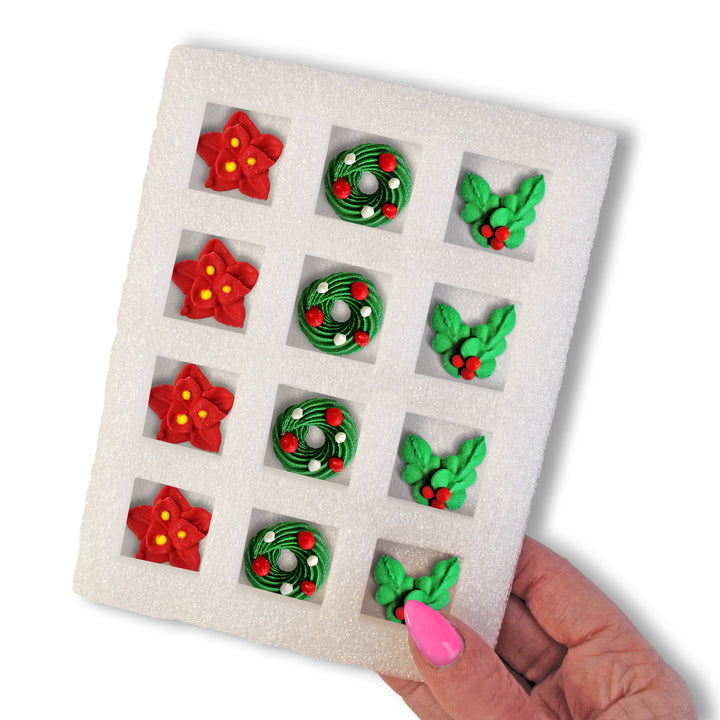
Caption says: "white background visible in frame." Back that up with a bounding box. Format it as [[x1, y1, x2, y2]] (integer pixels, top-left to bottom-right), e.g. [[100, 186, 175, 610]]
[[2, 2, 716, 717]]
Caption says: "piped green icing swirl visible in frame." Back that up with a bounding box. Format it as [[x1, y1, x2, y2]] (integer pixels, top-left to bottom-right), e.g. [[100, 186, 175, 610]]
[[272, 398, 358, 479], [298, 272, 383, 355], [244, 521, 330, 599], [324, 143, 412, 226]]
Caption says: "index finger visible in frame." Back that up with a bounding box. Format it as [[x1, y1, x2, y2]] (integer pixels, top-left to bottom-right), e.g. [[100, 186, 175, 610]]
[[512, 535, 634, 648]]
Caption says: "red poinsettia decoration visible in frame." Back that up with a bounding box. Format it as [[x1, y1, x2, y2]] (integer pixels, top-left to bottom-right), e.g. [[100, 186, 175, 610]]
[[127, 485, 211, 571], [196, 110, 284, 200], [149, 363, 234, 453], [172, 239, 259, 328]]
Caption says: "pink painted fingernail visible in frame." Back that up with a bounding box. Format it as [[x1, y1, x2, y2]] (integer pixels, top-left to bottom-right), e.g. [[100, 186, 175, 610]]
[[403, 599, 464, 667]]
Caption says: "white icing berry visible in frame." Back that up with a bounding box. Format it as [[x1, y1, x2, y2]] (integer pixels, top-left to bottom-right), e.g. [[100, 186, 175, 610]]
[[291, 407, 303, 420], [263, 531, 276, 543], [360, 305, 372, 317], [308, 459, 321, 472], [280, 582, 294, 595], [307, 555, 319, 567], [388, 177, 400, 189], [360, 205, 374, 219], [317, 281, 329, 294], [334, 431, 346, 443], [344, 152, 356, 165], [333, 333, 347, 346]]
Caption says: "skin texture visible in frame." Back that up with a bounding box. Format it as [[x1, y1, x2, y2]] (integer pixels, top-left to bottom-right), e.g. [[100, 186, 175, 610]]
[[382, 536, 697, 720]]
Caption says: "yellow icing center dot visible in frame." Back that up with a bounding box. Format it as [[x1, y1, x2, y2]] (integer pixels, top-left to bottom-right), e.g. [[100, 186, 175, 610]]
[[176, 414, 189, 425], [200, 289, 213, 300], [230, 137, 240, 148], [155, 534, 168, 546], [246, 157, 257, 166], [161, 510, 170, 521], [205, 265, 215, 276], [198, 410, 208, 419], [222, 285, 232, 294], [182, 389, 191, 400], [177, 530, 187, 539], [225, 161, 238, 172]]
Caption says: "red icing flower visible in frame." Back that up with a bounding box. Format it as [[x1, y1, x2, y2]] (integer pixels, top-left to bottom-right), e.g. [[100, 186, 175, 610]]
[[127, 485, 211, 571], [172, 239, 259, 328], [148, 363, 234, 453], [196, 110, 284, 200]]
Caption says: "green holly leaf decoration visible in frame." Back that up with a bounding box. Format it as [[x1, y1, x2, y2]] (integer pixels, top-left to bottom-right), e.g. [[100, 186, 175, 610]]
[[431, 303, 515, 381], [374, 555, 460, 622], [401, 435, 441, 490], [460, 172, 544, 251]]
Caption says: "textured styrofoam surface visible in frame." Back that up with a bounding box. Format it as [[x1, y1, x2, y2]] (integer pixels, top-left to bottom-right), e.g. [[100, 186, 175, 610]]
[[74, 46, 615, 679]]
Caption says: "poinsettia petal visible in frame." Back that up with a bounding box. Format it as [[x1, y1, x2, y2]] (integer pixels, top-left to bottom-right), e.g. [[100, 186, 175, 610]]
[[204, 166, 239, 192], [152, 496, 181, 525], [172, 260, 199, 294], [190, 424, 222, 453], [238, 171, 271, 200], [190, 397, 226, 429], [169, 545, 202, 571], [148, 384, 174, 420], [166, 401, 195, 434], [202, 386, 234, 415], [214, 273, 248, 305], [127, 504, 153, 540], [145, 522, 173, 554], [173, 376, 202, 406], [182, 507, 212, 535], [221, 121, 251, 149], [156, 423, 190, 445], [178, 364, 212, 392], [170, 518, 205, 549], [227, 261, 259, 290], [214, 299, 246, 328], [156, 485, 192, 513], [196, 250, 227, 280], [181, 297, 215, 319], [238, 145, 274, 176], [196, 132, 223, 166], [225, 110, 260, 139], [253, 133, 283, 162]]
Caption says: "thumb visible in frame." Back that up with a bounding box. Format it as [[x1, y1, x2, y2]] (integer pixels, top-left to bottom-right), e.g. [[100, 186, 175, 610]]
[[403, 600, 543, 720]]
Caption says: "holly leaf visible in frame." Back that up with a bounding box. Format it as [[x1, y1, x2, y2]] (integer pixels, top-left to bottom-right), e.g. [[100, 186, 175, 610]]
[[401, 434, 432, 469], [412, 557, 460, 609], [456, 436, 486, 473], [515, 174, 545, 208], [486, 305, 516, 341], [444, 487, 467, 510], [430, 468, 453, 491], [460, 173, 500, 213], [374, 555, 414, 606], [402, 464, 427, 486], [460, 337, 481, 357], [431, 303, 462, 338], [489, 206, 513, 228], [476, 357, 496, 378], [412, 482, 431, 506]]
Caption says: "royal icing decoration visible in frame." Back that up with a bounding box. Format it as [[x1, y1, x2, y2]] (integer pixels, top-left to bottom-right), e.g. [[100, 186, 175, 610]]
[[172, 239, 259, 328], [430, 303, 516, 380], [148, 363, 234, 453], [460, 173, 545, 250], [245, 521, 330, 599], [298, 272, 384, 355], [126, 485, 212, 572], [196, 110, 283, 200], [324, 143, 412, 226], [400, 434, 486, 510], [273, 398, 358, 479], [374, 555, 459, 623]]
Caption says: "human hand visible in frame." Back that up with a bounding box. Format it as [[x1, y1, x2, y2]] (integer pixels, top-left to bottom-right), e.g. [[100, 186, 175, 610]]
[[382, 536, 696, 719]]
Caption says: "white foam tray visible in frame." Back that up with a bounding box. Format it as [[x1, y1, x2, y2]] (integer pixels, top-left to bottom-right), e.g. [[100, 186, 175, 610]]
[[74, 46, 615, 679]]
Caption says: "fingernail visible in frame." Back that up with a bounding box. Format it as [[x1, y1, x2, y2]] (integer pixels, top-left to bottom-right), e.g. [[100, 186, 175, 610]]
[[403, 599, 463, 667]]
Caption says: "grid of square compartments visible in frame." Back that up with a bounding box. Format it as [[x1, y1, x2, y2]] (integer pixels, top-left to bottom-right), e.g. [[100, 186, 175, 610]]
[[122, 102, 546, 618]]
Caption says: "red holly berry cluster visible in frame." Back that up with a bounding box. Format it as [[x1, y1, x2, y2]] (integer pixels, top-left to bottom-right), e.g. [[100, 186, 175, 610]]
[[450, 353, 482, 380], [479, 224, 511, 250], [420, 485, 452, 509]]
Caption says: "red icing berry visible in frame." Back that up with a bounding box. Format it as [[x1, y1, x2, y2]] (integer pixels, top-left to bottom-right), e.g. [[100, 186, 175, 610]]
[[325, 407, 343, 426], [300, 580, 317, 596], [495, 226, 510, 242], [354, 331, 370, 347], [465, 356, 481, 372], [490, 238, 505, 251], [305, 306, 324, 327], [350, 281, 369, 301], [332, 178, 351, 199], [421, 485, 435, 500], [381, 203, 398, 220], [328, 456, 344, 473], [378, 153, 397, 172], [460, 367, 476, 381], [279, 432, 299, 453], [394, 606, 405, 621], [436, 487, 452, 503], [297, 531, 316, 550], [430, 499, 446, 510], [480, 224, 493, 239], [451, 354, 464, 368], [252, 555, 270, 576]]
